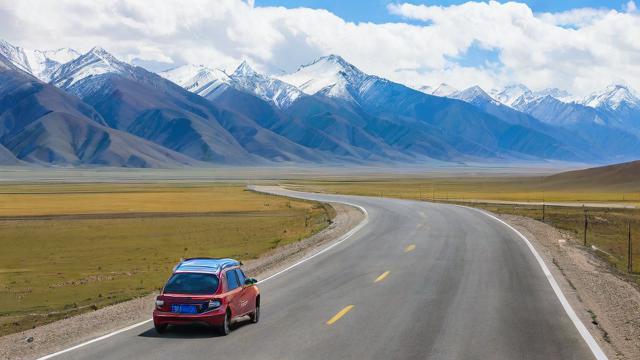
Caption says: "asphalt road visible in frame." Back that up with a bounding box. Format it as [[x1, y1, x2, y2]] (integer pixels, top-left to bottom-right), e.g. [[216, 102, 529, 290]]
[[53, 186, 599, 360]]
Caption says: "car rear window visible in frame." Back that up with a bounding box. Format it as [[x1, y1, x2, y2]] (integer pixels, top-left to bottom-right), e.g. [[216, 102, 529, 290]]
[[164, 273, 219, 295]]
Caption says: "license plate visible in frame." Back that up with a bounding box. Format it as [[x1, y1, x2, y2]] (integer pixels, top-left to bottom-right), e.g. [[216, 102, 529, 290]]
[[171, 304, 197, 314]]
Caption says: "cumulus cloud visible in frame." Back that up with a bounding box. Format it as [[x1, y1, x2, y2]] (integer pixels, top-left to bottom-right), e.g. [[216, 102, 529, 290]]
[[537, 8, 610, 27], [388, 1, 640, 95], [1, 0, 639, 95]]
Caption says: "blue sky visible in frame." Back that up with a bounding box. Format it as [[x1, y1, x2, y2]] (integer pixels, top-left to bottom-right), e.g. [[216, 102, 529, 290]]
[[256, 0, 630, 23]]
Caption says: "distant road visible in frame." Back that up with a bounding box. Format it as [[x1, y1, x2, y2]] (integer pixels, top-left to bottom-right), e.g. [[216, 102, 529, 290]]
[[49, 186, 603, 360]]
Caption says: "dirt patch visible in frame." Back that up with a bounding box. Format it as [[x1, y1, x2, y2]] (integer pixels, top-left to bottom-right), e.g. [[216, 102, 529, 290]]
[[0, 202, 365, 360], [500, 214, 640, 360]]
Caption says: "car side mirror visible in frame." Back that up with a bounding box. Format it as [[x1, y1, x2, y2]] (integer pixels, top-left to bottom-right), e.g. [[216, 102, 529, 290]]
[[244, 278, 258, 285]]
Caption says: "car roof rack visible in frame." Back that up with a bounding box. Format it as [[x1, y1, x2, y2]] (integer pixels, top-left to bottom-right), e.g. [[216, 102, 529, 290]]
[[173, 258, 240, 274]]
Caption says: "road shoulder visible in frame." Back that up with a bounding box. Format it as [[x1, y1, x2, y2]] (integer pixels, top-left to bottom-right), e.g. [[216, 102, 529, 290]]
[[0, 202, 365, 360], [500, 214, 640, 360]]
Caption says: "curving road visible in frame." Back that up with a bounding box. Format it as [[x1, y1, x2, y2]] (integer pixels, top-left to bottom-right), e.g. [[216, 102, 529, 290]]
[[50, 186, 602, 360]]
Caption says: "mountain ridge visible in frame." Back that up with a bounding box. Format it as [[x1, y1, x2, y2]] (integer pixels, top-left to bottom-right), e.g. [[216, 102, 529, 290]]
[[0, 53, 199, 168], [2, 39, 640, 168]]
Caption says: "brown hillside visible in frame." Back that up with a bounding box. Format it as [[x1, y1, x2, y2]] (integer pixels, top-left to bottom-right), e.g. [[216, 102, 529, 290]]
[[545, 160, 640, 191]]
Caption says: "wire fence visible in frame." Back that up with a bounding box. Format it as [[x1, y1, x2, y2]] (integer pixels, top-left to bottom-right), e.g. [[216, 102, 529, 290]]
[[444, 201, 638, 275]]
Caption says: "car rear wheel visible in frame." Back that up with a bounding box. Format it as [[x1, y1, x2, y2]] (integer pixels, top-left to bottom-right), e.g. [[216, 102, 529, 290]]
[[218, 309, 231, 336], [250, 304, 260, 323], [154, 323, 168, 334]]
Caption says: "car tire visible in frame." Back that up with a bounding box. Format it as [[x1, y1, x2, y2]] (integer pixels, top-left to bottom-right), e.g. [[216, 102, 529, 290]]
[[250, 304, 260, 323], [154, 323, 167, 334], [219, 309, 231, 336]]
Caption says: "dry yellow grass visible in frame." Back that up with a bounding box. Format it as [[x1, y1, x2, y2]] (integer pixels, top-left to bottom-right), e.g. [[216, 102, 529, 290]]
[[286, 178, 640, 205], [0, 183, 305, 216], [0, 183, 334, 335]]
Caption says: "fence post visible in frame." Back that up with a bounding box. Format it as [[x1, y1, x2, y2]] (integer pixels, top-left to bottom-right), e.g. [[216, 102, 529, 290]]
[[629, 222, 633, 273], [542, 202, 545, 222], [583, 208, 588, 246]]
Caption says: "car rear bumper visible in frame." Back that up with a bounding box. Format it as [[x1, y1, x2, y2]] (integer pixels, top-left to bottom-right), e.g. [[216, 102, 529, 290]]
[[153, 308, 226, 327]]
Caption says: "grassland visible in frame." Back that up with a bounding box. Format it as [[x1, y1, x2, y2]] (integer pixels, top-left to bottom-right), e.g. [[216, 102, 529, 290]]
[[289, 177, 640, 282], [285, 177, 640, 204], [0, 183, 334, 336]]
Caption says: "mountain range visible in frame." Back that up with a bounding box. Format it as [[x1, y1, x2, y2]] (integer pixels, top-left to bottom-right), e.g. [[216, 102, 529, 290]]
[[1, 39, 639, 168]]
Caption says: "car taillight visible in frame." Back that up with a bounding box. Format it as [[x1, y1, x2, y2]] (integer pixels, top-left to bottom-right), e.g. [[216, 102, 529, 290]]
[[208, 299, 221, 310], [155, 299, 164, 310]]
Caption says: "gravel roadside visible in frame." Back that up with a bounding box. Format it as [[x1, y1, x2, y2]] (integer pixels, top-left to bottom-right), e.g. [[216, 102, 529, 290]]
[[0, 202, 365, 360], [500, 214, 640, 360]]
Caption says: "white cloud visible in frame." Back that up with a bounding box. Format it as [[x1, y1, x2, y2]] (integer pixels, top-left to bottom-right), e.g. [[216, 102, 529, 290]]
[[387, 1, 640, 95], [537, 8, 610, 27], [1, 0, 639, 96]]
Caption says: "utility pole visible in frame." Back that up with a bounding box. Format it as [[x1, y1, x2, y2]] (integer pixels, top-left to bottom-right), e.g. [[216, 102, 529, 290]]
[[629, 222, 633, 273], [583, 208, 588, 246]]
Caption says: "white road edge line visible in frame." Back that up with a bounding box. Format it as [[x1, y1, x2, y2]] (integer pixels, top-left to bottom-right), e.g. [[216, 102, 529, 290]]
[[37, 189, 369, 360], [463, 205, 608, 360], [258, 200, 368, 284], [37, 319, 152, 360]]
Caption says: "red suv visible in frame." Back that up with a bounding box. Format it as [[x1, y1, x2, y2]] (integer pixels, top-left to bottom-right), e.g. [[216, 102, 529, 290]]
[[153, 258, 260, 335]]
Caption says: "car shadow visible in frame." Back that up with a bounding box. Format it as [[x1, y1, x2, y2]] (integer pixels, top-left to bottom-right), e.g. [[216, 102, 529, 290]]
[[139, 316, 254, 339]]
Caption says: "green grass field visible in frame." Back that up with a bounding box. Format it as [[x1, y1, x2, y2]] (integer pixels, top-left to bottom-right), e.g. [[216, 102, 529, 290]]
[[0, 183, 334, 336]]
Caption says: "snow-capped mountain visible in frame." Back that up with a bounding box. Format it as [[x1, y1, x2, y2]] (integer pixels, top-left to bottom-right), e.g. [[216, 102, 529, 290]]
[[0, 39, 31, 74], [491, 84, 532, 108], [533, 88, 573, 102], [160, 64, 230, 98], [50, 47, 132, 89], [431, 83, 458, 97], [581, 84, 640, 111], [161, 61, 303, 108], [228, 61, 304, 108], [414, 83, 458, 97], [450, 86, 501, 106], [0, 39, 80, 81], [276, 55, 374, 104], [3, 38, 640, 167], [0, 50, 197, 167], [449, 83, 608, 128], [487, 84, 577, 112], [25, 48, 80, 82]]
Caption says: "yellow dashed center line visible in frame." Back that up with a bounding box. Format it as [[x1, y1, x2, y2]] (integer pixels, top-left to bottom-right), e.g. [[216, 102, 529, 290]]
[[374, 271, 390, 283], [405, 244, 416, 253], [326, 305, 354, 325]]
